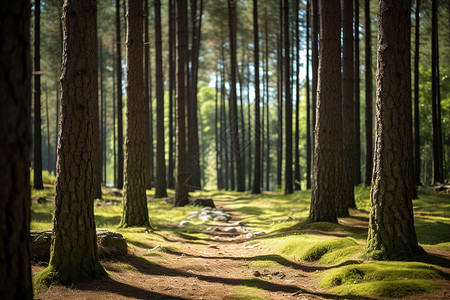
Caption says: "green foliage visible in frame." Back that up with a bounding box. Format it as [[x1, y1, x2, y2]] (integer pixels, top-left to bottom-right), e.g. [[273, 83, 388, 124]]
[[30, 168, 56, 185]]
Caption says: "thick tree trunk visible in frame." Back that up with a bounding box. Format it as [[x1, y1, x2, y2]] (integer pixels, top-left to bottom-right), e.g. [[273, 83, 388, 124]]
[[116, 0, 124, 189], [175, 0, 189, 206], [306, 0, 312, 190], [252, 0, 261, 194], [413, 0, 420, 186], [364, 0, 373, 186], [284, 0, 293, 194], [309, 0, 344, 223], [228, 0, 245, 192], [36, 0, 107, 285], [144, 0, 152, 190], [120, 0, 151, 227], [343, 0, 356, 210], [168, 0, 175, 189], [311, 0, 318, 175], [0, 1, 33, 297], [366, 0, 423, 260], [354, 0, 361, 186], [154, 0, 167, 198], [34, 0, 44, 190], [99, 39, 105, 185]]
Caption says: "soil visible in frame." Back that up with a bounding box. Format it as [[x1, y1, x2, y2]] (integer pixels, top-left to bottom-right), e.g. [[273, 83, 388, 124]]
[[33, 201, 450, 300]]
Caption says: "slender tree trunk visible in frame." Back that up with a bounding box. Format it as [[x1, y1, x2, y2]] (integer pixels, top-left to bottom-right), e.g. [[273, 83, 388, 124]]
[[36, 0, 107, 285], [154, 0, 167, 198], [366, 0, 423, 260], [306, 0, 312, 189], [228, 0, 245, 192], [264, 5, 270, 191], [45, 83, 51, 174], [343, 0, 355, 210], [144, 0, 152, 189], [168, 0, 175, 189], [277, 5, 283, 190], [311, 0, 318, 172], [413, 0, 420, 186], [99, 39, 104, 184], [294, 0, 301, 191], [175, 0, 189, 206], [309, 0, 344, 223], [120, 0, 151, 227], [246, 52, 252, 190], [215, 68, 221, 190], [252, 0, 261, 194], [284, 0, 293, 194], [364, 0, 373, 186], [0, 1, 33, 297], [354, 0, 361, 185], [113, 41, 117, 187], [116, 0, 124, 189], [34, 0, 44, 190]]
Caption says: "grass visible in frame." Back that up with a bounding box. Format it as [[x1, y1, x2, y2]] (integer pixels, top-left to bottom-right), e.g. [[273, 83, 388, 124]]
[[30, 185, 450, 299]]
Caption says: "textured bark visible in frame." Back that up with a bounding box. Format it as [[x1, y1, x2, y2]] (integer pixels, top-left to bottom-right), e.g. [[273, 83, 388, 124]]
[[277, 6, 283, 189], [284, 0, 293, 194], [264, 6, 270, 191], [144, 0, 152, 190], [413, 0, 420, 185], [228, 0, 245, 192], [116, 0, 124, 189], [354, 0, 361, 186], [294, 0, 301, 191], [366, 0, 423, 260], [168, 0, 175, 189], [306, 0, 312, 190], [120, 0, 151, 227], [311, 0, 318, 172], [364, 0, 373, 186], [252, 0, 261, 194], [113, 41, 117, 186], [342, 0, 355, 210], [36, 0, 107, 285], [99, 39, 105, 184], [94, 36, 102, 199], [309, 0, 344, 223], [34, 0, 44, 190], [154, 0, 167, 198], [175, 0, 189, 206], [0, 1, 32, 297]]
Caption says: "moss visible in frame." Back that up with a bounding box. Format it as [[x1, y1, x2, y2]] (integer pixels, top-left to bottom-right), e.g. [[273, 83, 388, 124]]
[[224, 294, 265, 300]]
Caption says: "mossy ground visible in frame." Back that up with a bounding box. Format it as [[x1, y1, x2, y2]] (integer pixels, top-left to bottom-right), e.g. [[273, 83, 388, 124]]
[[31, 185, 450, 298]]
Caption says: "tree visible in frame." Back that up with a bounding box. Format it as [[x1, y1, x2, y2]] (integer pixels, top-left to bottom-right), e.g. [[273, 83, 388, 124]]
[[413, 0, 420, 185], [310, 0, 318, 181], [154, 0, 167, 198], [116, 0, 124, 189], [120, 0, 151, 227], [0, 1, 33, 297], [342, 0, 356, 209], [309, 0, 344, 223], [306, 0, 312, 190], [36, 0, 107, 284], [228, 0, 245, 192], [294, 0, 301, 191], [34, 0, 44, 190], [144, 0, 152, 189], [283, 0, 293, 194], [251, 0, 261, 194], [354, 0, 361, 185], [168, 0, 175, 189], [364, 0, 373, 186], [366, 0, 424, 260], [175, 0, 189, 206]]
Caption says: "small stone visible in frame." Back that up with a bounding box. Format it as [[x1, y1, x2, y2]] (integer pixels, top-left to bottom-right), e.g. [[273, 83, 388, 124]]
[[199, 215, 213, 222], [253, 270, 261, 277], [223, 227, 237, 233], [179, 220, 191, 226], [208, 244, 219, 249]]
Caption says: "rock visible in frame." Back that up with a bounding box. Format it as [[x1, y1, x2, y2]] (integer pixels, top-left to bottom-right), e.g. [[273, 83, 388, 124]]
[[179, 220, 191, 227], [223, 227, 238, 233], [199, 215, 213, 222], [192, 198, 216, 208], [31, 229, 128, 262], [253, 270, 261, 277]]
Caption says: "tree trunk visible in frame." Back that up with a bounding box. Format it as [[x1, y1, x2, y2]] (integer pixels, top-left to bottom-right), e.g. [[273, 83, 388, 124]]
[[45, 83, 51, 174], [113, 41, 117, 187], [306, 0, 312, 190], [342, 0, 355, 210], [34, 0, 44, 190], [215, 68, 221, 190], [228, 0, 245, 192], [264, 5, 270, 191], [366, 0, 423, 260], [364, 0, 373, 186], [277, 8, 283, 190], [120, 0, 151, 227], [175, 0, 189, 206], [144, 0, 152, 190], [168, 0, 175, 189], [284, 0, 293, 194], [0, 1, 33, 297], [116, 0, 124, 189], [309, 0, 344, 223], [36, 0, 107, 285], [354, 0, 361, 186], [99, 39, 105, 185], [252, 0, 261, 194], [413, 0, 420, 186], [154, 0, 167, 198], [311, 0, 318, 175], [294, 0, 301, 191]]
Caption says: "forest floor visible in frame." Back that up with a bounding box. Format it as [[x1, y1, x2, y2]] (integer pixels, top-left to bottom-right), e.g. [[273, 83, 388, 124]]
[[31, 187, 450, 300]]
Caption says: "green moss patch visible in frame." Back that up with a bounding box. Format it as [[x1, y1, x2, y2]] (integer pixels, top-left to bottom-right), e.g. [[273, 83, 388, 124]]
[[319, 261, 442, 298]]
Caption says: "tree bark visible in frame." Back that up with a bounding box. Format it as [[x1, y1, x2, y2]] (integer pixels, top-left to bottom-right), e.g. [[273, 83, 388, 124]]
[[0, 1, 33, 297], [144, 0, 152, 190], [294, 0, 301, 191], [354, 0, 361, 186], [154, 0, 167, 198], [277, 4, 283, 190], [413, 0, 420, 186], [309, 0, 344, 223], [36, 0, 107, 285], [168, 0, 175, 189], [120, 0, 151, 227], [306, 0, 312, 190], [175, 0, 189, 206], [364, 0, 373, 186], [343, 0, 356, 210], [252, 0, 261, 194], [311, 0, 318, 177], [116, 0, 124, 189], [366, 0, 423, 260], [264, 5, 270, 191], [34, 0, 44, 190], [284, 0, 293, 194]]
